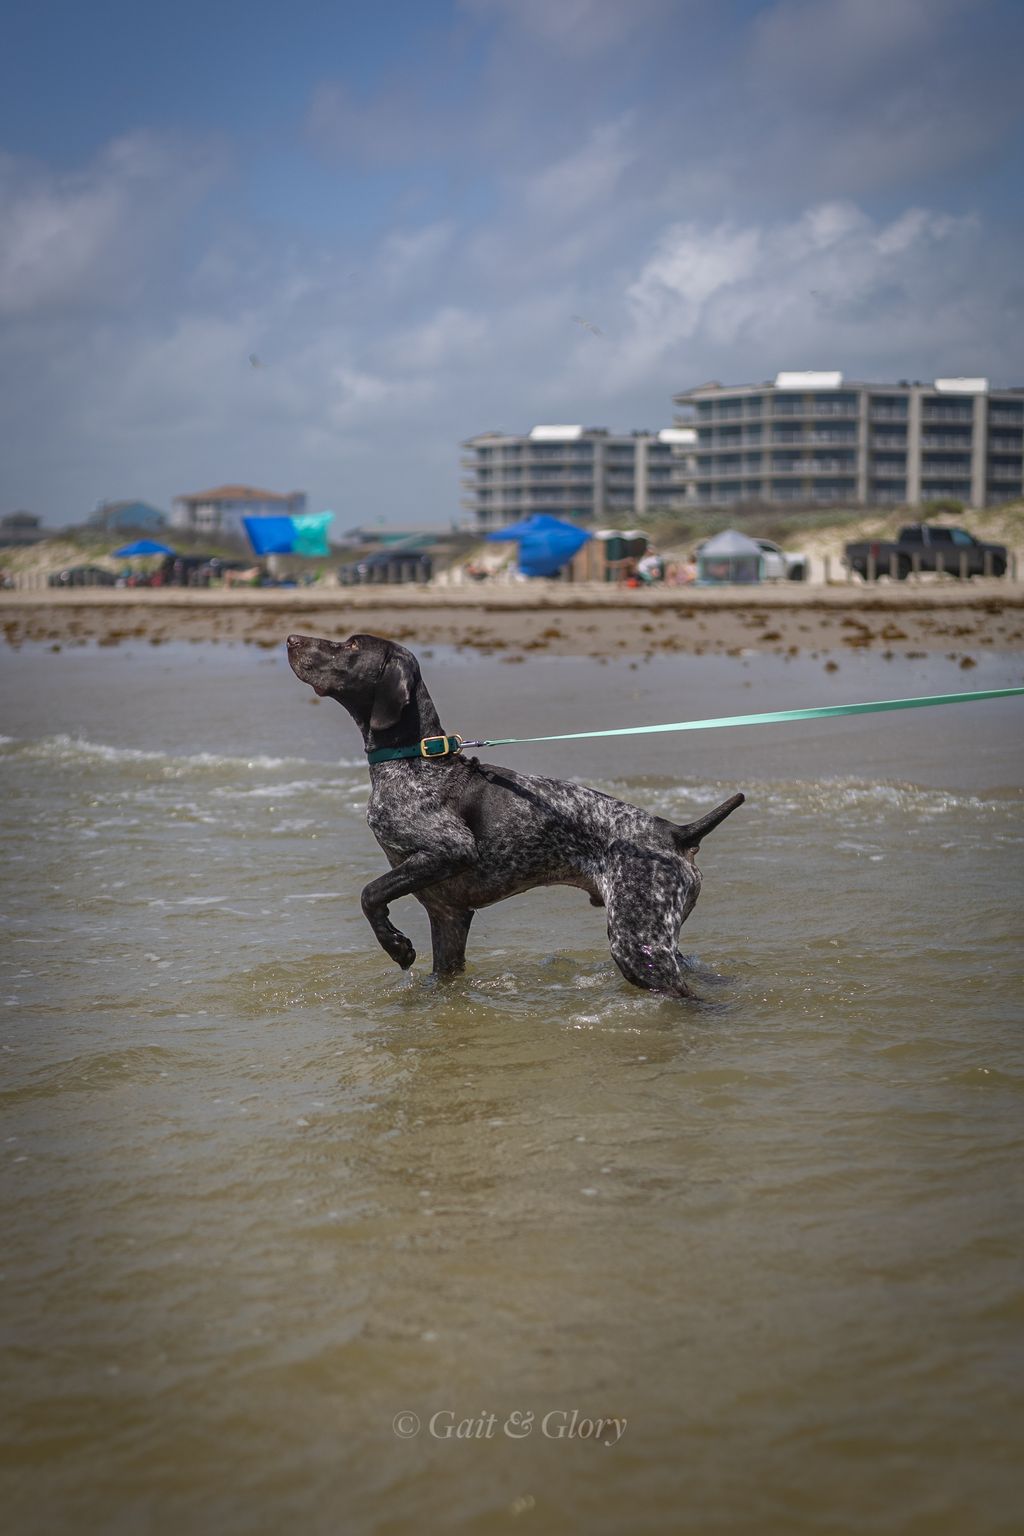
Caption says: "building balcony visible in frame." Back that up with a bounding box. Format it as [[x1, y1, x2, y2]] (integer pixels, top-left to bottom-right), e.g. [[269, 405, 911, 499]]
[[989, 410, 1024, 427], [921, 409, 974, 424], [871, 435, 908, 449], [472, 473, 593, 489], [771, 431, 857, 446], [773, 403, 858, 419], [769, 460, 857, 474]]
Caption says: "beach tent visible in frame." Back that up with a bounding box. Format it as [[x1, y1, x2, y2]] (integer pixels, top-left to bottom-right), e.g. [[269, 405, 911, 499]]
[[485, 514, 592, 578], [696, 528, 763, 585], [242, 512, 334, 557], [113, 539, 176, 558], [242, 516, 297, 556], [291, 511, 334, 558]]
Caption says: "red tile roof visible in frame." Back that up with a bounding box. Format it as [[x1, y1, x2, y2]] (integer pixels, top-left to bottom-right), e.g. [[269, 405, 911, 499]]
[[177, 485, 303, 503]]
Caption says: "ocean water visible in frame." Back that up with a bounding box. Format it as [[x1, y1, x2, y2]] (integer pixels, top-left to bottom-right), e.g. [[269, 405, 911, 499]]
[[2, 640, 1023, 1536]]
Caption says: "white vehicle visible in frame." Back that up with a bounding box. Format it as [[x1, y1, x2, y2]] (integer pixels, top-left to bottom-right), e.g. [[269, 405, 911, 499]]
[[753, 538, 807, 582]]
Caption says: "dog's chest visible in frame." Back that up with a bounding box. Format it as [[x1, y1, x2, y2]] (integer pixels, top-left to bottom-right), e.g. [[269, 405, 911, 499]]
[[366, 778, 443, 859]]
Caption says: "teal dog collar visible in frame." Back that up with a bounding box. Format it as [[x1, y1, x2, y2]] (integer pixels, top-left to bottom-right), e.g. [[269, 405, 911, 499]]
[[367, 734, 464, 765]]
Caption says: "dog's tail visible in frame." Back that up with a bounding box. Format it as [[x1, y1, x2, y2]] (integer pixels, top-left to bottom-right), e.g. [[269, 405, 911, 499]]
[[671, 792, 745, 853]]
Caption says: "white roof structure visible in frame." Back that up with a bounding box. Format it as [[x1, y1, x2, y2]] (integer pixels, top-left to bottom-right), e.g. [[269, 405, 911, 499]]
[[934, 377, 988, 394], [774, 371, 844, 390], [657, 427, 697, 444], [528, 424, 584, 440]]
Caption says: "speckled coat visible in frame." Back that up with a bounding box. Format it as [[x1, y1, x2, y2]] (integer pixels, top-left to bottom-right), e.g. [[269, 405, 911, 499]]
[[287, 632, 743, 999]]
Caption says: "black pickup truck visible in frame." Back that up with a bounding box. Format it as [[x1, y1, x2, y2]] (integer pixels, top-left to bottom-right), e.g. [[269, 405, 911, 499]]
[[844, 524, 1008, 580]]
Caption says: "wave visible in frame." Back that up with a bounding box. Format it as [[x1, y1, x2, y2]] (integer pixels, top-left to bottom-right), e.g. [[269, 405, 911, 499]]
[[0, 733, 364, 774], [2, 734, 1020, 824], [588, 772, 1023, 821]]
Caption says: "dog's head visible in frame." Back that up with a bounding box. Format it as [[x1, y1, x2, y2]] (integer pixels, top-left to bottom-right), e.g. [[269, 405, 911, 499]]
[[286, 633, 420, 732]]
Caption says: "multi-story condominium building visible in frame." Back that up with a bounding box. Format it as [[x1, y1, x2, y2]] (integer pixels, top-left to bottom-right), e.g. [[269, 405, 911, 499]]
[[461, 425, 696, 530], [672, 373, 1024, 509], [171, 484, 307, 538]]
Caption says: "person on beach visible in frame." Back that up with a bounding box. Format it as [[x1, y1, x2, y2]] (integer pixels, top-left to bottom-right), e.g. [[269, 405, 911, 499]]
[[637, 547, 665, 584]]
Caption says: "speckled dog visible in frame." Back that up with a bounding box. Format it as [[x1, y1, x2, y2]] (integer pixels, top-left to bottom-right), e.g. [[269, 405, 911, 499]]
[[287, 632, 743, 999]]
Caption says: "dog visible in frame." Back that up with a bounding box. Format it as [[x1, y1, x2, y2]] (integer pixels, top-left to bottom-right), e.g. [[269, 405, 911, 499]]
[[287, 632, 743, 999]]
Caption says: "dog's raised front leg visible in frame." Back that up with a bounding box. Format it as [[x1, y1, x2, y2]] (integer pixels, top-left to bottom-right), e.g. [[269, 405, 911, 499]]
[[361, 849, 477, 969]]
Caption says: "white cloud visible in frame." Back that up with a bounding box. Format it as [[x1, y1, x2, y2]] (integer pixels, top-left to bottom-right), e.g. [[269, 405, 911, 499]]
[[461, 0, 682, 56], [0, 133, 221, 317], [379, 223, 456, 287], [738, 0, 1022, 198], [522, 117, 634, 220], [3, 0, 1023, 532], [612, 201, 1002, 391], [377, 306, 487, 373]]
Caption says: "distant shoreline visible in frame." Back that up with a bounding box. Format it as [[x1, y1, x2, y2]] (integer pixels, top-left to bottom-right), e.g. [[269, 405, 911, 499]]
[[3, 579, 1023, 612], [4, 583, 1023, 659]]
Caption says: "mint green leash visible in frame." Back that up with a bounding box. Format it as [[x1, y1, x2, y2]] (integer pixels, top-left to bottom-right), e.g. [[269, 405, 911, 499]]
[[458, 687, 1024, 750]]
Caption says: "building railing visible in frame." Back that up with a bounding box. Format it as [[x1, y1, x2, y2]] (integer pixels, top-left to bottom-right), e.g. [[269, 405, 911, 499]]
[[772, 403, 858, 418], [771, 431, 857, 445], [769, 460, 856, 473], [472, 499, 595, 513], [869, 408, 908, 421], [920, 435, 974, 449], [471, 473, 594, 487], [697, 461, 858, 477]]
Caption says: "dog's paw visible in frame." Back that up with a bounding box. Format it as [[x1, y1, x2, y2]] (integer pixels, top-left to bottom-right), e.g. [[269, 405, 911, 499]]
[[382, 928, 416, 970]]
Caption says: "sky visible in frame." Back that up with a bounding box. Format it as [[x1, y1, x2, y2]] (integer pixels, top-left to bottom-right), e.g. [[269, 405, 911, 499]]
[[2, 0, 1023, 530]]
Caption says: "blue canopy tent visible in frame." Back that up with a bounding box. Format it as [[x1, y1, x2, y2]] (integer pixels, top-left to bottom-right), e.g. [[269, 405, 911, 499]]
[[242, 512, 334, 558], [113, 539, 176, 558], [242, 516, 296, 556], [485, 514, 592, 578]]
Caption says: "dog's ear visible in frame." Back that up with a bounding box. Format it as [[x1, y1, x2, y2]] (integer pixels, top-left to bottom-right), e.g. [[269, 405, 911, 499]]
[[370, 650, 416, 732]]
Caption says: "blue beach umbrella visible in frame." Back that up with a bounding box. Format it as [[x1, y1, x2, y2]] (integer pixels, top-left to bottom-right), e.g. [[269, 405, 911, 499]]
[[113, 539, 176, 557], [485, 514, 592, 577]]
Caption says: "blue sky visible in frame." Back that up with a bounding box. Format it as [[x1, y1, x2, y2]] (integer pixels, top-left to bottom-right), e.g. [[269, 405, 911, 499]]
[[2, 0, 1023, 528]]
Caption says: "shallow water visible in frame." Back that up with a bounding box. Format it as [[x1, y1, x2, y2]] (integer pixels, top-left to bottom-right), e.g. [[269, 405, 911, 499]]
[[2, 641, 1023, 1536]]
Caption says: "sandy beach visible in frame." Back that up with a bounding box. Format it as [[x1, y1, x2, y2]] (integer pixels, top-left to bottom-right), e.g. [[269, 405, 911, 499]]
[[2, 580, 1024, 666], [3, 583, 1024, 662]]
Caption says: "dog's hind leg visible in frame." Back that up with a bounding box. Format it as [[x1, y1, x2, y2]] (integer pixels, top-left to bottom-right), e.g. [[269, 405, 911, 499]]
[[424, 904, 474, 979], [604, 855, 701, 1000]]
